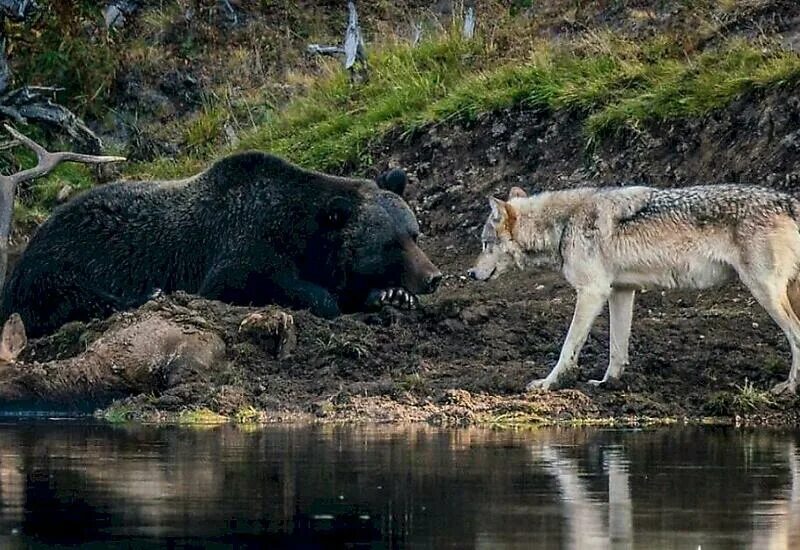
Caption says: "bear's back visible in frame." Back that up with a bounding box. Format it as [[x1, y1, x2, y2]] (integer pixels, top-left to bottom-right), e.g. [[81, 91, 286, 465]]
[[1, 150, 381, 336]]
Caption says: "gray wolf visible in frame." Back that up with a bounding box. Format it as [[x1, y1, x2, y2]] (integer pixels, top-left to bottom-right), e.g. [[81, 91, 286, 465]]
[[468, 184, 800, 395], [2, 152, 441, 337]]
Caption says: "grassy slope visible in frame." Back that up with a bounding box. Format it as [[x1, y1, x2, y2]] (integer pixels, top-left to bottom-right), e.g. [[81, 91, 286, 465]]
[[129, 16, 800, 179], [5, 1, 800, 224]]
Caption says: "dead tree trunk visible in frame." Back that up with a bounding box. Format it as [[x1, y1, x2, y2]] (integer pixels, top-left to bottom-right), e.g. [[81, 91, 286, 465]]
[[307, 1, 368, 82], [0, 125, 125, 288], [463, 6, 475, 39]]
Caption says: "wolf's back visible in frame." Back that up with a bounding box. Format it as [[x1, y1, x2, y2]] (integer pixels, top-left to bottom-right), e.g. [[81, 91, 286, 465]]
[[619, 184, 797, 226]]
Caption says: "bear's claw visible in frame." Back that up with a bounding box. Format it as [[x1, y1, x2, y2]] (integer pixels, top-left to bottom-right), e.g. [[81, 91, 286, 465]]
[[368, 288, 418, 310]]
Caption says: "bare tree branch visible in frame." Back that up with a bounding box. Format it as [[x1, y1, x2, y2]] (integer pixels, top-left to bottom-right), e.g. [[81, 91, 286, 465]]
[[307, 1, 367, 81], [0, 124, 126, 288], [412, 22, 423, 46], [306, 44, 345, 56]]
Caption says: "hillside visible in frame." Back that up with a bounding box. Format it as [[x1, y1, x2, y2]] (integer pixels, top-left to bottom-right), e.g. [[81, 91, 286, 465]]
[[3, 0, 800, 424]]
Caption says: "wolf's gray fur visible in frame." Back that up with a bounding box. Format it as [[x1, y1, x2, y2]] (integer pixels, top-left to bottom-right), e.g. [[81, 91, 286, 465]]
[[469, 184, 800, 394]]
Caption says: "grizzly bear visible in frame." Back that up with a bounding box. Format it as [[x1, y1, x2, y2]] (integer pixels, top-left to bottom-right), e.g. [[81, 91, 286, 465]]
[[1, 152, 441, 337]]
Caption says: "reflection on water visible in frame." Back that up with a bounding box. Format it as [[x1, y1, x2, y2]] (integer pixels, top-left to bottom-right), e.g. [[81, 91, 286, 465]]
[[0, 423, 799, 548]]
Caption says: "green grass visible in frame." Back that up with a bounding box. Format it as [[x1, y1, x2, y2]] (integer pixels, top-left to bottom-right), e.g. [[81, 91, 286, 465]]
[[101, 403, 137, 424], [705, 378, 777, 416], [177, 408, 228, 425], [8, 10, 800, 220], [9, 2, 120, 119], [314, 334, 370, 360], [128, 31, 800, 182], [731, 378, 776, 413]]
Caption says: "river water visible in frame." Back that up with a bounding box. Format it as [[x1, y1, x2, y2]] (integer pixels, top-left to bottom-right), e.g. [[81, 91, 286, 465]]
[[0, 422, 798, 549]]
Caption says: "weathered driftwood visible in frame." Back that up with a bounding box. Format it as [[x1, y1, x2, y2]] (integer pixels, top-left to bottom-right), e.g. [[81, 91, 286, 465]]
[[463, 6, 475, 39], [343, 1, 366, 71], [307, 2, 367, 80], [412, 22, 423, 46], [0, 85, 103, 153], [307, 44, 345, 56], [0, 0, 35, 21], [0, 125, 126, 288]]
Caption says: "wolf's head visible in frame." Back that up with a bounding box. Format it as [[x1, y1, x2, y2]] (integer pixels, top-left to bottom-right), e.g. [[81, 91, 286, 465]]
[[467, 187, 528, 281]]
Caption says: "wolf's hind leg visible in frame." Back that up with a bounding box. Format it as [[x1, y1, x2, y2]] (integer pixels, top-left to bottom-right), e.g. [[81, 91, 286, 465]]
[[740, 274, 800, 395], [527, 287, 609, 391], [589, 288, 635, 387]]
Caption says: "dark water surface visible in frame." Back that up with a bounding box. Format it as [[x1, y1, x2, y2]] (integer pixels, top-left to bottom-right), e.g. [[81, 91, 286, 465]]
[[0, 422, 799, 549]]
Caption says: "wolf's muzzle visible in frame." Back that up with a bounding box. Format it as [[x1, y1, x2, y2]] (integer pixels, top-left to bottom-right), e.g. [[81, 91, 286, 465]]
[[467, 267, 495, 281]]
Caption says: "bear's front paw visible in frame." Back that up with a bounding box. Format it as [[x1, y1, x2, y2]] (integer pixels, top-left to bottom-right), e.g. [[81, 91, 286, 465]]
[[367, 288, 419, 310]]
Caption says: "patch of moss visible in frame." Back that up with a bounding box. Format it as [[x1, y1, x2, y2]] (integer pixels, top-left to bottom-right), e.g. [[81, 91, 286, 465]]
[[177, 408, 228, 425]]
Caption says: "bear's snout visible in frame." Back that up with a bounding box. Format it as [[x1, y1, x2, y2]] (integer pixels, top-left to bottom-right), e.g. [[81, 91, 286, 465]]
[[400, 239, 441, 296], [426, 272, 443, 293]]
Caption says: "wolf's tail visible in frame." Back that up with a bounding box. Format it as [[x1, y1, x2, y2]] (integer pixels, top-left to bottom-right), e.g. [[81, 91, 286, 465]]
[[788, 277, 800, 320]]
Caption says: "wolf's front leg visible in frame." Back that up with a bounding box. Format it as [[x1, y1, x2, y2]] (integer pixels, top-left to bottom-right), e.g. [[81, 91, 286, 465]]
[[527, 288, 609, 391], [589, 288, 635, 387]]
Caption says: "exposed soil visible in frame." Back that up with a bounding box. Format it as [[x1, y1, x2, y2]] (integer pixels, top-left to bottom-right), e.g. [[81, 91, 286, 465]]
[[5, 0, 800, 425], [5, 75, 800, 426]]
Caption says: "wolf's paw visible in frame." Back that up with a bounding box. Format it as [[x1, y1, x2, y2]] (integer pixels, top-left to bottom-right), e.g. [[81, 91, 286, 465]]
[[587, 376, 622, 389], [770, 380, 797, 396], [526, 378, 553, 392], [367, 288, 419, 310]]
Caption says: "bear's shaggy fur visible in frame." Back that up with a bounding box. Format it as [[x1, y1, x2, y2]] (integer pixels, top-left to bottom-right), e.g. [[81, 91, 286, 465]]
[[1, 152, 441, 337]]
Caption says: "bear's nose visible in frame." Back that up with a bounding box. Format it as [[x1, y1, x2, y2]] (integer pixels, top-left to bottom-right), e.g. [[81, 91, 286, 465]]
[[427, 272, 443, 292]]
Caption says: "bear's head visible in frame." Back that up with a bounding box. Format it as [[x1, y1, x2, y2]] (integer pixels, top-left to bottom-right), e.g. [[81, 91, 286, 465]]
[[322, 168, 441, 308]]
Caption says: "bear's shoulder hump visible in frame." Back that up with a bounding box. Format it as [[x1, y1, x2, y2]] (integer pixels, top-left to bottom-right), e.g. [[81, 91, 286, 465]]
[[204, 151, 301, 190]]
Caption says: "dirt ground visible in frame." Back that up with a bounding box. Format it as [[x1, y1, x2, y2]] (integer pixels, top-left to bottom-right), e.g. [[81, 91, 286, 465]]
[[5, 0, 800, 426], [6, 74, 800, 426]]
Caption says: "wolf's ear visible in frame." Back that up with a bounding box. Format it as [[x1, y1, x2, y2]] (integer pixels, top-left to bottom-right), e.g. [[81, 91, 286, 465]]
[[320, 196, 354, 228], [0, 314, 26, 364], [508, 187, 527, 199], [375, 168, 407, 196], [488, 196, 506, 221]]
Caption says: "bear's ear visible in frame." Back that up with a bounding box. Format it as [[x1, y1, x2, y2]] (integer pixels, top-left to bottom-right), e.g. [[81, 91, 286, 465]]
[[321, 196, 354, 228], [375, 168, 408, 196]]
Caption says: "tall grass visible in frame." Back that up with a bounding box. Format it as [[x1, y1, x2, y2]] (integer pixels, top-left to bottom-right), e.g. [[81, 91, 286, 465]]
[[131, 30, 800, 180], [9, 6, 800, 215]]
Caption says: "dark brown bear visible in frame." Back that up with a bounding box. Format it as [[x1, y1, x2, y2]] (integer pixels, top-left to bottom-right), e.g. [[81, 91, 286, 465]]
[[1, 152, 441, 337]]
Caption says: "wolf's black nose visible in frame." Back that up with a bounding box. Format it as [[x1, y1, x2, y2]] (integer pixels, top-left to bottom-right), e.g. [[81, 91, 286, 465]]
[[467, 269, 477, 280], [427, 272, 442, 292]]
